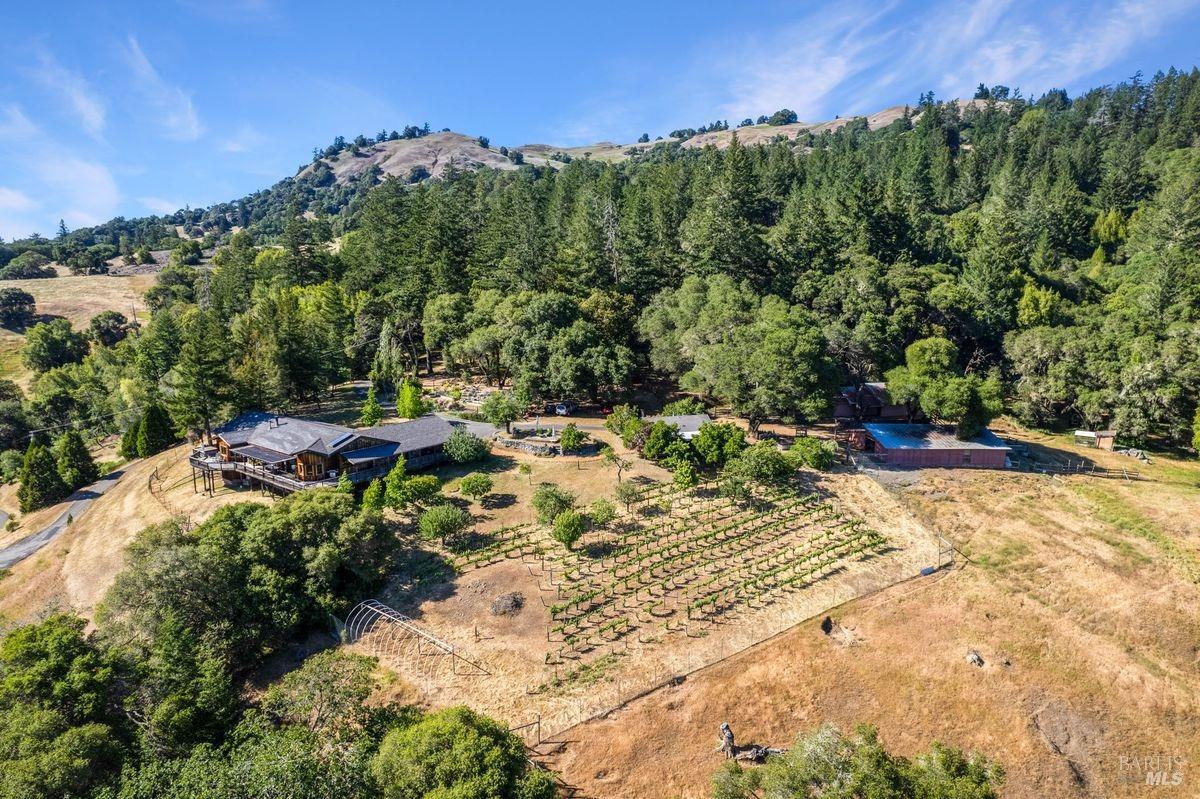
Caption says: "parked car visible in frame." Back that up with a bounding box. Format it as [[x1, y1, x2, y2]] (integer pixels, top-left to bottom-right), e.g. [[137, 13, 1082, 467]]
[[546, 401, 578, 416]]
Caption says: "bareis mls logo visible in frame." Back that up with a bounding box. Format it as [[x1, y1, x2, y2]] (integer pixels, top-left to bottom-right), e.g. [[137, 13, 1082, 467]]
[[1118, 754, 1186, 786]]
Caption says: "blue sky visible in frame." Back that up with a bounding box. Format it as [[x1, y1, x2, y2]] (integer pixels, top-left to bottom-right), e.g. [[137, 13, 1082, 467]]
[[1, 0, 1198, 239]]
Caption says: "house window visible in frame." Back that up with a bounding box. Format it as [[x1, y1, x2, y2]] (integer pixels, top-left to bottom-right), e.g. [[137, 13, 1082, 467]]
[[962, 450, 972, 465]]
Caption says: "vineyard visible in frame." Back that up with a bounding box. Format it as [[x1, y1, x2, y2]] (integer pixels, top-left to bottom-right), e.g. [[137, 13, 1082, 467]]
[[443, 477, 889, 688]]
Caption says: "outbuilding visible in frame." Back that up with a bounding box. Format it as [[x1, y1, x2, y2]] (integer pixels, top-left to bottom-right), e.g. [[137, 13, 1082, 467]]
[[862, 423, 1011, 468], [645, 413, 712, 441], [1074, 430, 1116, 450]]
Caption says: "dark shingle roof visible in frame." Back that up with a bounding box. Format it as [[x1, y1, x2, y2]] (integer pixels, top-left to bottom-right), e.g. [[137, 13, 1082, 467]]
[[216, 412, 456, 459], [360, 415, 456, 451]]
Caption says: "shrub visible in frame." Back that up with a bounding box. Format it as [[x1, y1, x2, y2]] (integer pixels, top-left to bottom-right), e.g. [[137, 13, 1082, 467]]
[[398, 474, 441, 508], [615, 482, 639, 512], [417, 504, 470, 544], [559, 423, 587, 453], [371, 706, 555, 799], [531, 482, 575, 524], [588, 498, 616, 528], [444, 428, 489, 463], [552, 510, 585, 549], [459, 472, 493, 502], [660, 396, 706, 416], [693, 422, 746, 467], [790, 436, 836, 471]]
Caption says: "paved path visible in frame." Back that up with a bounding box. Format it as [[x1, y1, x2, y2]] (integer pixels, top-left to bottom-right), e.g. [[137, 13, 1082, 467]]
[[0, 469, 126, 570]]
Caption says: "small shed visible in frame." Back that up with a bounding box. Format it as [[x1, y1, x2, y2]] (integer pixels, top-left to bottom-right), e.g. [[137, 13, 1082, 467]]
[[645, 413, 712, 440], [863, 423, 1011, 469], [1074, 430, 1116, 451]]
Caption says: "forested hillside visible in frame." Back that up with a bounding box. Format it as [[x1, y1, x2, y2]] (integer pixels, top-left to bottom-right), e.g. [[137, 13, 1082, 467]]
[[0, 71, 1198, 479]]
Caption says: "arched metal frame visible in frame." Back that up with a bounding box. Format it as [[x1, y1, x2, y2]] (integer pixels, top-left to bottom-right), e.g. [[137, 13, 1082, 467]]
[[344, 599, 491, 677]]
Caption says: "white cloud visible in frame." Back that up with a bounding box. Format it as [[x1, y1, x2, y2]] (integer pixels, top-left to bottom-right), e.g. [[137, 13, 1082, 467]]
[[700, 0, 1200, 126], [123, 35, 204, 141], [35, 157, 121, 228], [138, 196, 183, 214], [0, 105, 40, 142], [717, 3, 898, 122], [29, 49, 107, 139], [0, 187, 38, 213], [219, 124, 267, 153]]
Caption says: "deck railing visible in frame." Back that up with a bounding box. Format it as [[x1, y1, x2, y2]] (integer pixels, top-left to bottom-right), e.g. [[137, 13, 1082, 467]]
[[188, 452, 407, 493]]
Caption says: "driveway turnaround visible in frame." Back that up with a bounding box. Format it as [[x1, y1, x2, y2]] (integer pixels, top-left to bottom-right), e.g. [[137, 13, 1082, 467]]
[[0, 469, 126, 570]]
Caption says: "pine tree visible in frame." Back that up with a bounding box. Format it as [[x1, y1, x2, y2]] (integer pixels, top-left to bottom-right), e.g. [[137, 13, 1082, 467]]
[[362, 477, 385, 510], [137, 403, 175, 458], [395, 378, 427, 419], [118, 418, 141, 459], [359, 385, 383, 426], [165, 310, 233, 443], [55, 430, 98, 490], [383, 456, 408, 508], [679, 133, 768, 286], [18, 441, 70, 512]]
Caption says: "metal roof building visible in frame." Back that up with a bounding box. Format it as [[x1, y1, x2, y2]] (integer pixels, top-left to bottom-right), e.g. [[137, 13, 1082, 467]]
[[645, 413, 712, 440], [862, 423, 1011, 468]]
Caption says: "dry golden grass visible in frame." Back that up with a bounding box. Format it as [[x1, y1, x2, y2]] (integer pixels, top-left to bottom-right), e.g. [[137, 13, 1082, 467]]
[[0, 272, 154, 388], [545, 426, 1200, 799], [0, 443, 269, 622]]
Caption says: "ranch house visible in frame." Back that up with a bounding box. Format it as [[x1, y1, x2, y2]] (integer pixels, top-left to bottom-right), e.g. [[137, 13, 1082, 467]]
[[834, 382, 924, 424], [645, 412, 712, 440], [189, 411, 457, 495]]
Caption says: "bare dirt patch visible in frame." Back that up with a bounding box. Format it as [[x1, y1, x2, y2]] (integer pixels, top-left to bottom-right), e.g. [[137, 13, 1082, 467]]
[[539, 427, 1200, 799], [361, 454, 936, 751]]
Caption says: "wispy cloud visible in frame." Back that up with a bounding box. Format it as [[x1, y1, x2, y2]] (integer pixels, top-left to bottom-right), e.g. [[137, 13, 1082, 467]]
[[717, 3, 898, 122], [0, 105, 40, 142], [0, 104, 121, 236], [138, 196, 183, 214], [219, 123, 267, 153], [35, 157, 121, 228], [29, 49, 107, 139], [702, 0, 1200, 125], [0, 187, 38, 213], [123, 35, 204, 141]]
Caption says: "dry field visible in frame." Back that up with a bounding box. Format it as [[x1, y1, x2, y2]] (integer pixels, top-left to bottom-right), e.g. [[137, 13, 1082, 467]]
[[0, 442, 268, 622], [356, 433, 937, 744], [539, 426, 1200, 799], [0, 271, 155, 388]]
